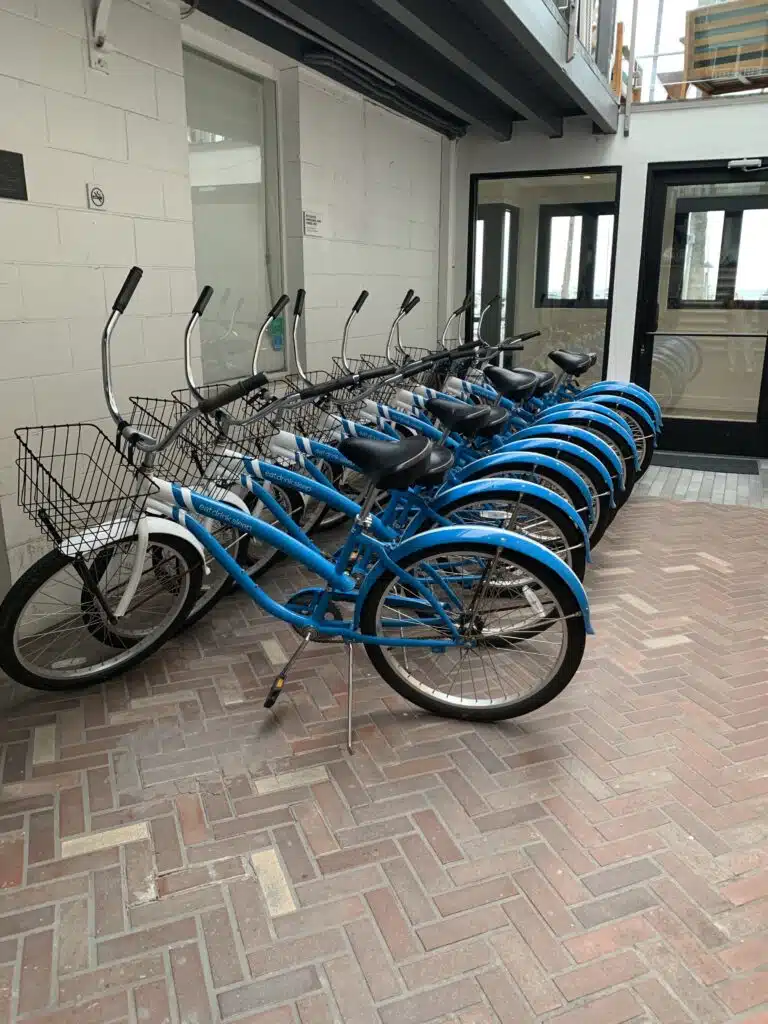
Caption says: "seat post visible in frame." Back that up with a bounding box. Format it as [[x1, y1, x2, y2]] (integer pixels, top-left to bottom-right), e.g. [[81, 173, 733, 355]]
[[356, 484, 378, 525]]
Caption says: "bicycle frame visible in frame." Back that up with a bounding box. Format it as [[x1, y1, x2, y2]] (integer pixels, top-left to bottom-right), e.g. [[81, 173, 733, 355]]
[[149, 477, 592, 644]]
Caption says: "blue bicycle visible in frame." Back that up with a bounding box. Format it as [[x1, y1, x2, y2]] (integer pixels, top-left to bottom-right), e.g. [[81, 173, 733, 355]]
[[0, 269, 592, 744]]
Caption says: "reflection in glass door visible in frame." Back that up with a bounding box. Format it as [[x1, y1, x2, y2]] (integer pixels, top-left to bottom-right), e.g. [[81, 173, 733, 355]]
[[470, 171, 619, 383], [183, 49, 284, 383], [634, 165, 768, 457]]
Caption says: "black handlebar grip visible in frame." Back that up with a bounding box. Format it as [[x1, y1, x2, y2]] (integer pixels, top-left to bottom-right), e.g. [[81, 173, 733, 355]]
[[403, 295, 421, 315], [357, 363, 397, 382], [113, 266, 143, 313], [353, 290, 369, 314], [297, 378, 347, 400], [448, 343, 482, 357], [400, 288, 415, 310], [519, 330, 542, 342], [268, 294, 290, 319], [197, 372, 269, 415], [489, 294, 501, 306], [192, 285, 214, 316], [294, 289, 305, 317], [497, 342, 524, 353]]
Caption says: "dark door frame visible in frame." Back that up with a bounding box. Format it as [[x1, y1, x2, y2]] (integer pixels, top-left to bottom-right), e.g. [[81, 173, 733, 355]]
[[467, 166, 623, 379], [631, 159, 768, 458]]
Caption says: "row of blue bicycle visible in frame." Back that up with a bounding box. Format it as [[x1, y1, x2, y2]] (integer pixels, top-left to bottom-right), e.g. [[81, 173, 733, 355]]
[[0, 268, 661, 750]]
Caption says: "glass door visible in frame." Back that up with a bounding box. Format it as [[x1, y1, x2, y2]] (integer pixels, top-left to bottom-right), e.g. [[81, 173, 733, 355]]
[[634, 165, 768, 457], [183, 49, 284, 383]]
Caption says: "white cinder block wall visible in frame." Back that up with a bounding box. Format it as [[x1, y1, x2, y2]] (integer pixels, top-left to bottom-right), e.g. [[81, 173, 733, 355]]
[[0, 0, 198, 578], [0, 2, 446, 583], [296, 71, 442, 371]]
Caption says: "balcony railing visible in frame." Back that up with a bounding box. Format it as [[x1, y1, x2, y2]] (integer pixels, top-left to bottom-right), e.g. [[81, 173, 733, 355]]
[[614, 0, 768, 106]]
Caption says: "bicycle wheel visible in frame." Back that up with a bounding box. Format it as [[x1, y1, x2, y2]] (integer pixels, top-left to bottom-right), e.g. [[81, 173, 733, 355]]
[[518, 445, 613, 547], [436, 490, 586, 580], [460, 458, 591, 532], [178, 516, 248, 628], [0, 533, 203, 690], [361, 542, 587, 721], [543, 416, 637, 508]]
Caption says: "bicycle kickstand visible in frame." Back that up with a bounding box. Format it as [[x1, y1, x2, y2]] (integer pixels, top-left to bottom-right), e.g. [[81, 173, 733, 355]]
[[264, 632, 311, 708], [346, 643, 354, 755]]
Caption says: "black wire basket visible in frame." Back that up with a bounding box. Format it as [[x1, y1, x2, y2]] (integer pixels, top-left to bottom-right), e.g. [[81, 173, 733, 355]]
[[129, 396, 224, 484], [16, 423, 156, 556]]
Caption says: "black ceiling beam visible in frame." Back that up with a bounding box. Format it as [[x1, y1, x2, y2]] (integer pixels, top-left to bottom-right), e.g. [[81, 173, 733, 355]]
[[469, 0, 620, 133], [227, 0, 519, 139], [365, 0, 563, 137]]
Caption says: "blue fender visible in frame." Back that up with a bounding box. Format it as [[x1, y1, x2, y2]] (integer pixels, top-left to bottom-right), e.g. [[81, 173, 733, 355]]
[[449, 451, 594, 524], [534, 408, 640, 469], [500, 437, 615, 506], [545, 400, 634, 433], [580, 382, 663, 428], [356, 525, 593, 633], [580, 394, 658, 443], [428, 477, 591, 561], [507, 424, 624, 485]]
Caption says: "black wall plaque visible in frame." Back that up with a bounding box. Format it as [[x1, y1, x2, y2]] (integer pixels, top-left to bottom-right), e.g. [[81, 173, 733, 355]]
[[0, 151, 27, 202]]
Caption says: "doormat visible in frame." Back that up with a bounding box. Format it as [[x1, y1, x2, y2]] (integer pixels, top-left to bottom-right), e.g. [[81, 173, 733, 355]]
[[653, 452, 760, 475]]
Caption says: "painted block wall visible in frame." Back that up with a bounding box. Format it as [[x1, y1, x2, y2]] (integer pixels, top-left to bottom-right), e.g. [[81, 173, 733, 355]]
[[452, 100, 768, 383], [0, 0, 198, 579], [295, 70, 443, 371]]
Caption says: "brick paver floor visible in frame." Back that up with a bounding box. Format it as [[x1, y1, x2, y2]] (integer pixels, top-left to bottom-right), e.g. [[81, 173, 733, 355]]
[[1, 497, 767, 1022]]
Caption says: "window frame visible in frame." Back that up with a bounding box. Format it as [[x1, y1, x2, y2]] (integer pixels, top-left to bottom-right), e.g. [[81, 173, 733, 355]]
[[535, 201, 616, 309], [668, 195, 768, 311]]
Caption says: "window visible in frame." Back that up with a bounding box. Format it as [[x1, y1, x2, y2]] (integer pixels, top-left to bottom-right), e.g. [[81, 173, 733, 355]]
[[536, 203, 616, 308], [668, 197, 768, 310]]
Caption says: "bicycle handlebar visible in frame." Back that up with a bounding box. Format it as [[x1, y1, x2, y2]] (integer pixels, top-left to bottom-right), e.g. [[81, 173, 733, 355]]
[[192, 285, 214, 317], [197, 373, 269, 415], [352, 290, 369, 314], [268, 294, 290, 320], [113, 266, 143, 313], [296, 362, 397, 401], [400, 288, 415, 310], [294, 288, 305, 317]]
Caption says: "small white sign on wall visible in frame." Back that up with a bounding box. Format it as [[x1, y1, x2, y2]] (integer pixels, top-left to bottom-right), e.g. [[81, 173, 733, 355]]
[[302, 209, 325, 236]]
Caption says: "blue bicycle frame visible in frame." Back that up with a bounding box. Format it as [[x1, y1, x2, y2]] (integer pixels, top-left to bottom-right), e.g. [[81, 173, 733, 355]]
[[159, 476, 593, 646]]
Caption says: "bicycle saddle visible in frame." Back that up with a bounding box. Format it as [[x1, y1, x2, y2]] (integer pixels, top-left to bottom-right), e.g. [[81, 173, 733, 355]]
[[420, 445, 455, 487], [483, 367, 538, 402], [518, 369, 556, 397], [338, 435, 433, 491], [549, 351, 595, 376], [425, 397, 491, 437], [477, 405, 510, 437]]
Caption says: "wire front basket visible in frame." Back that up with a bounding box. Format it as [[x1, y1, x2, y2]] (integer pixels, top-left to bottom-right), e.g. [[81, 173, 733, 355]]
[[129, 396, 223, 484], [16, 423, 155, 556]]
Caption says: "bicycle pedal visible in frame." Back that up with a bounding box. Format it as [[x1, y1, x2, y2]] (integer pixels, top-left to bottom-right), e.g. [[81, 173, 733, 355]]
[[264, 674, 286, 708]]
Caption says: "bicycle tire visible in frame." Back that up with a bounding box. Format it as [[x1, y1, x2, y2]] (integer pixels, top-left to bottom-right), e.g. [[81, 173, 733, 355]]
[[460, 457, 591, 531], [513, 444, 613, 548], [361, 542, 586, 722], [436, 489, 587, 581], [0, 535, 203, 691], [543, 416, 637, 508]]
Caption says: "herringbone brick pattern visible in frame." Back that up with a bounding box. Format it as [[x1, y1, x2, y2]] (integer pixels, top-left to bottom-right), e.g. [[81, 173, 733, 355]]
[[0, 497, 767, 1022]]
